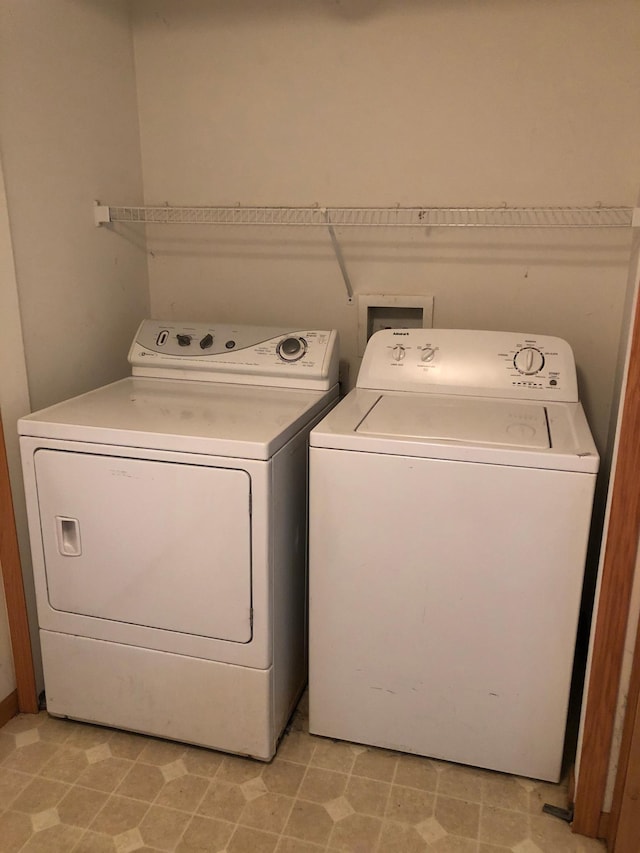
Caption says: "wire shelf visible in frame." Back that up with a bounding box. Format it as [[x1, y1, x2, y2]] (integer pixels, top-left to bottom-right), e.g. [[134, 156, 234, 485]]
[[97, 204, 635, 229]]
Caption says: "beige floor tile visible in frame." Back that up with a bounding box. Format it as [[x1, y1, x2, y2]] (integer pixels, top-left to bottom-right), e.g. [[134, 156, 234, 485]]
[[34, 715, 74, 744], [11, 776, 69, 813], [239, 791, 294, 834], [76, 757, 134, 793], [0, 731, 17, 762], [227, 824, 279, 853], [378, 819, 431, 853], [19, 821, 85, 852], [181, 745, 224, 778], [434, 795, 481, 840], [344, 775, 390, 817], [437, 764, 485, 803], [57, 785, 109, 828], [275, 837, 325, 852], [1, 739, 59, 775], [0, 708, 607, 853], [64, 723, 112, 751], [480, 804, 530, 847], [299, 766, 349, 803], [527, 779, 568, 814], [73, 831, 118, 852], [483, 773, 531, 812], [138, 804, 191, 850], [529, 813, 590, 852], [108, 730, 150, 761], [261, 759, 305, 796], [351, 747, 397, 782], [386, 785, 435, 824], [284, 799, 335, 845], [154, 773, 209, 813], [116, 762, 167, 802], [0, 714, 41, 736], [197, 780, 246, 822], [89, 794, 150, 836], [275, 730, 317, 766], [0, 809, 34, 853], [394, 753, 439, 791], [216, 754, 264, 785], [430, 836, 479, 852], [138, 739, 187, 767], [309, 739, 357, 773], [0, 766, 31, 809], [39, 745, 89, 783], [328, 812, 383, 852], [176, 815, 234, 852]]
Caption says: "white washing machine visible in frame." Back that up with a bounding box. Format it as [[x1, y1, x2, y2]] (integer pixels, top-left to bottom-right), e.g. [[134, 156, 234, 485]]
[[308, 328, 599, 782], [19, 319, 338, 760]]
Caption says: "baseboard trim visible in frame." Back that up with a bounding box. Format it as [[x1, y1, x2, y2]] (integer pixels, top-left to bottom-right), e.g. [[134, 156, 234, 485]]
[[0, 690, 18, 728], [598, 811, 610, 840]]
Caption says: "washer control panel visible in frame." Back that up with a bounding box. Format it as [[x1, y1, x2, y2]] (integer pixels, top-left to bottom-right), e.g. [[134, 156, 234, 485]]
[[357, 328, 578, 402], [129, 320, 339, 390]]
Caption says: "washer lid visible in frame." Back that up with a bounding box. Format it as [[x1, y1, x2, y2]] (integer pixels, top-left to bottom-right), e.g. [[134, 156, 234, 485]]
[[19, 377, 337, 461], [310, 389, 599, 473], [357, 395, 550, 449]]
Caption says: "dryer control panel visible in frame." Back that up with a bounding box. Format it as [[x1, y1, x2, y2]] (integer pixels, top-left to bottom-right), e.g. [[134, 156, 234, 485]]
[[357, 329, 578, 402], [129, 320, 339, 391]]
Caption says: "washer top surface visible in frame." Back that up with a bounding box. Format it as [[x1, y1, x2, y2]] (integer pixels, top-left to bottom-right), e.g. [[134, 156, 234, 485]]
[[358, 395, 550, 449], [311, 329, 599, 472]]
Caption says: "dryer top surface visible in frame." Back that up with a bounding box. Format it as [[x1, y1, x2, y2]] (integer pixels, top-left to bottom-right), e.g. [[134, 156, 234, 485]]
[[19, 376, 337, 460]]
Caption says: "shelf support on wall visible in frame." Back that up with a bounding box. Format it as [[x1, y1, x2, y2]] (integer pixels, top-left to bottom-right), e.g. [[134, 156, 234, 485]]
[[322, 208, 353, 303]]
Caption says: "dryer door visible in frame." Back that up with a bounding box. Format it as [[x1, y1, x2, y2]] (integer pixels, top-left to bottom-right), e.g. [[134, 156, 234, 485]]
[[34, 449, 252, 642]]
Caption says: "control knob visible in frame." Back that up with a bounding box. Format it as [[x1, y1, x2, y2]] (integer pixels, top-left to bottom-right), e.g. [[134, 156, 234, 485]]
[[392, 345, 406, 362], [420, 346, 436, 363], [177, 334, 192, 347], [277, 336, 307, 362], [514, 347, 545, 375]]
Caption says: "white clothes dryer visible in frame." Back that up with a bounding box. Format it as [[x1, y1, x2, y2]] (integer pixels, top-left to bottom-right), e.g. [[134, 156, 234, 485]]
[[308, 328, 598, 782], [20, 320, 339, 760]]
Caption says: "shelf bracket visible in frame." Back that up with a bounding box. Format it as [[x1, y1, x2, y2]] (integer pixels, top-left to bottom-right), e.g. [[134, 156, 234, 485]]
[[94, 201, 111, 227], [322, 209, 354, 303]]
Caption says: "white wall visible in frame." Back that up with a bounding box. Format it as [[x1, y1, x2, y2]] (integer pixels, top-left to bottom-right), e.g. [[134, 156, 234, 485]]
[[0, 0, 150, 690], [132, 0, 640, 455], [0, 0, 149, 413]]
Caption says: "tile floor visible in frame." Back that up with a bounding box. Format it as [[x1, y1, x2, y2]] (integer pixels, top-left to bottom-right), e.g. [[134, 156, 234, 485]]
[[0, 694, 607, 853]]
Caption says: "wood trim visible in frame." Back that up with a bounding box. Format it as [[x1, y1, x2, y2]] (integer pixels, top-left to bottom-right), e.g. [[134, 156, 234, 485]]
[[573, 284, 640, 836], [598, 811, 610, 841], [608, 593, 640, 851], [613, 685, 640, 851], [0, 414, 38, 713], [0, 690, 18, 728]]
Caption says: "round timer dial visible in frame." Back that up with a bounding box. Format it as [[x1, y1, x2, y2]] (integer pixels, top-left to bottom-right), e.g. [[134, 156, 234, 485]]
[[514, 347, 545, 375], [277, 336, 307, 362]]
